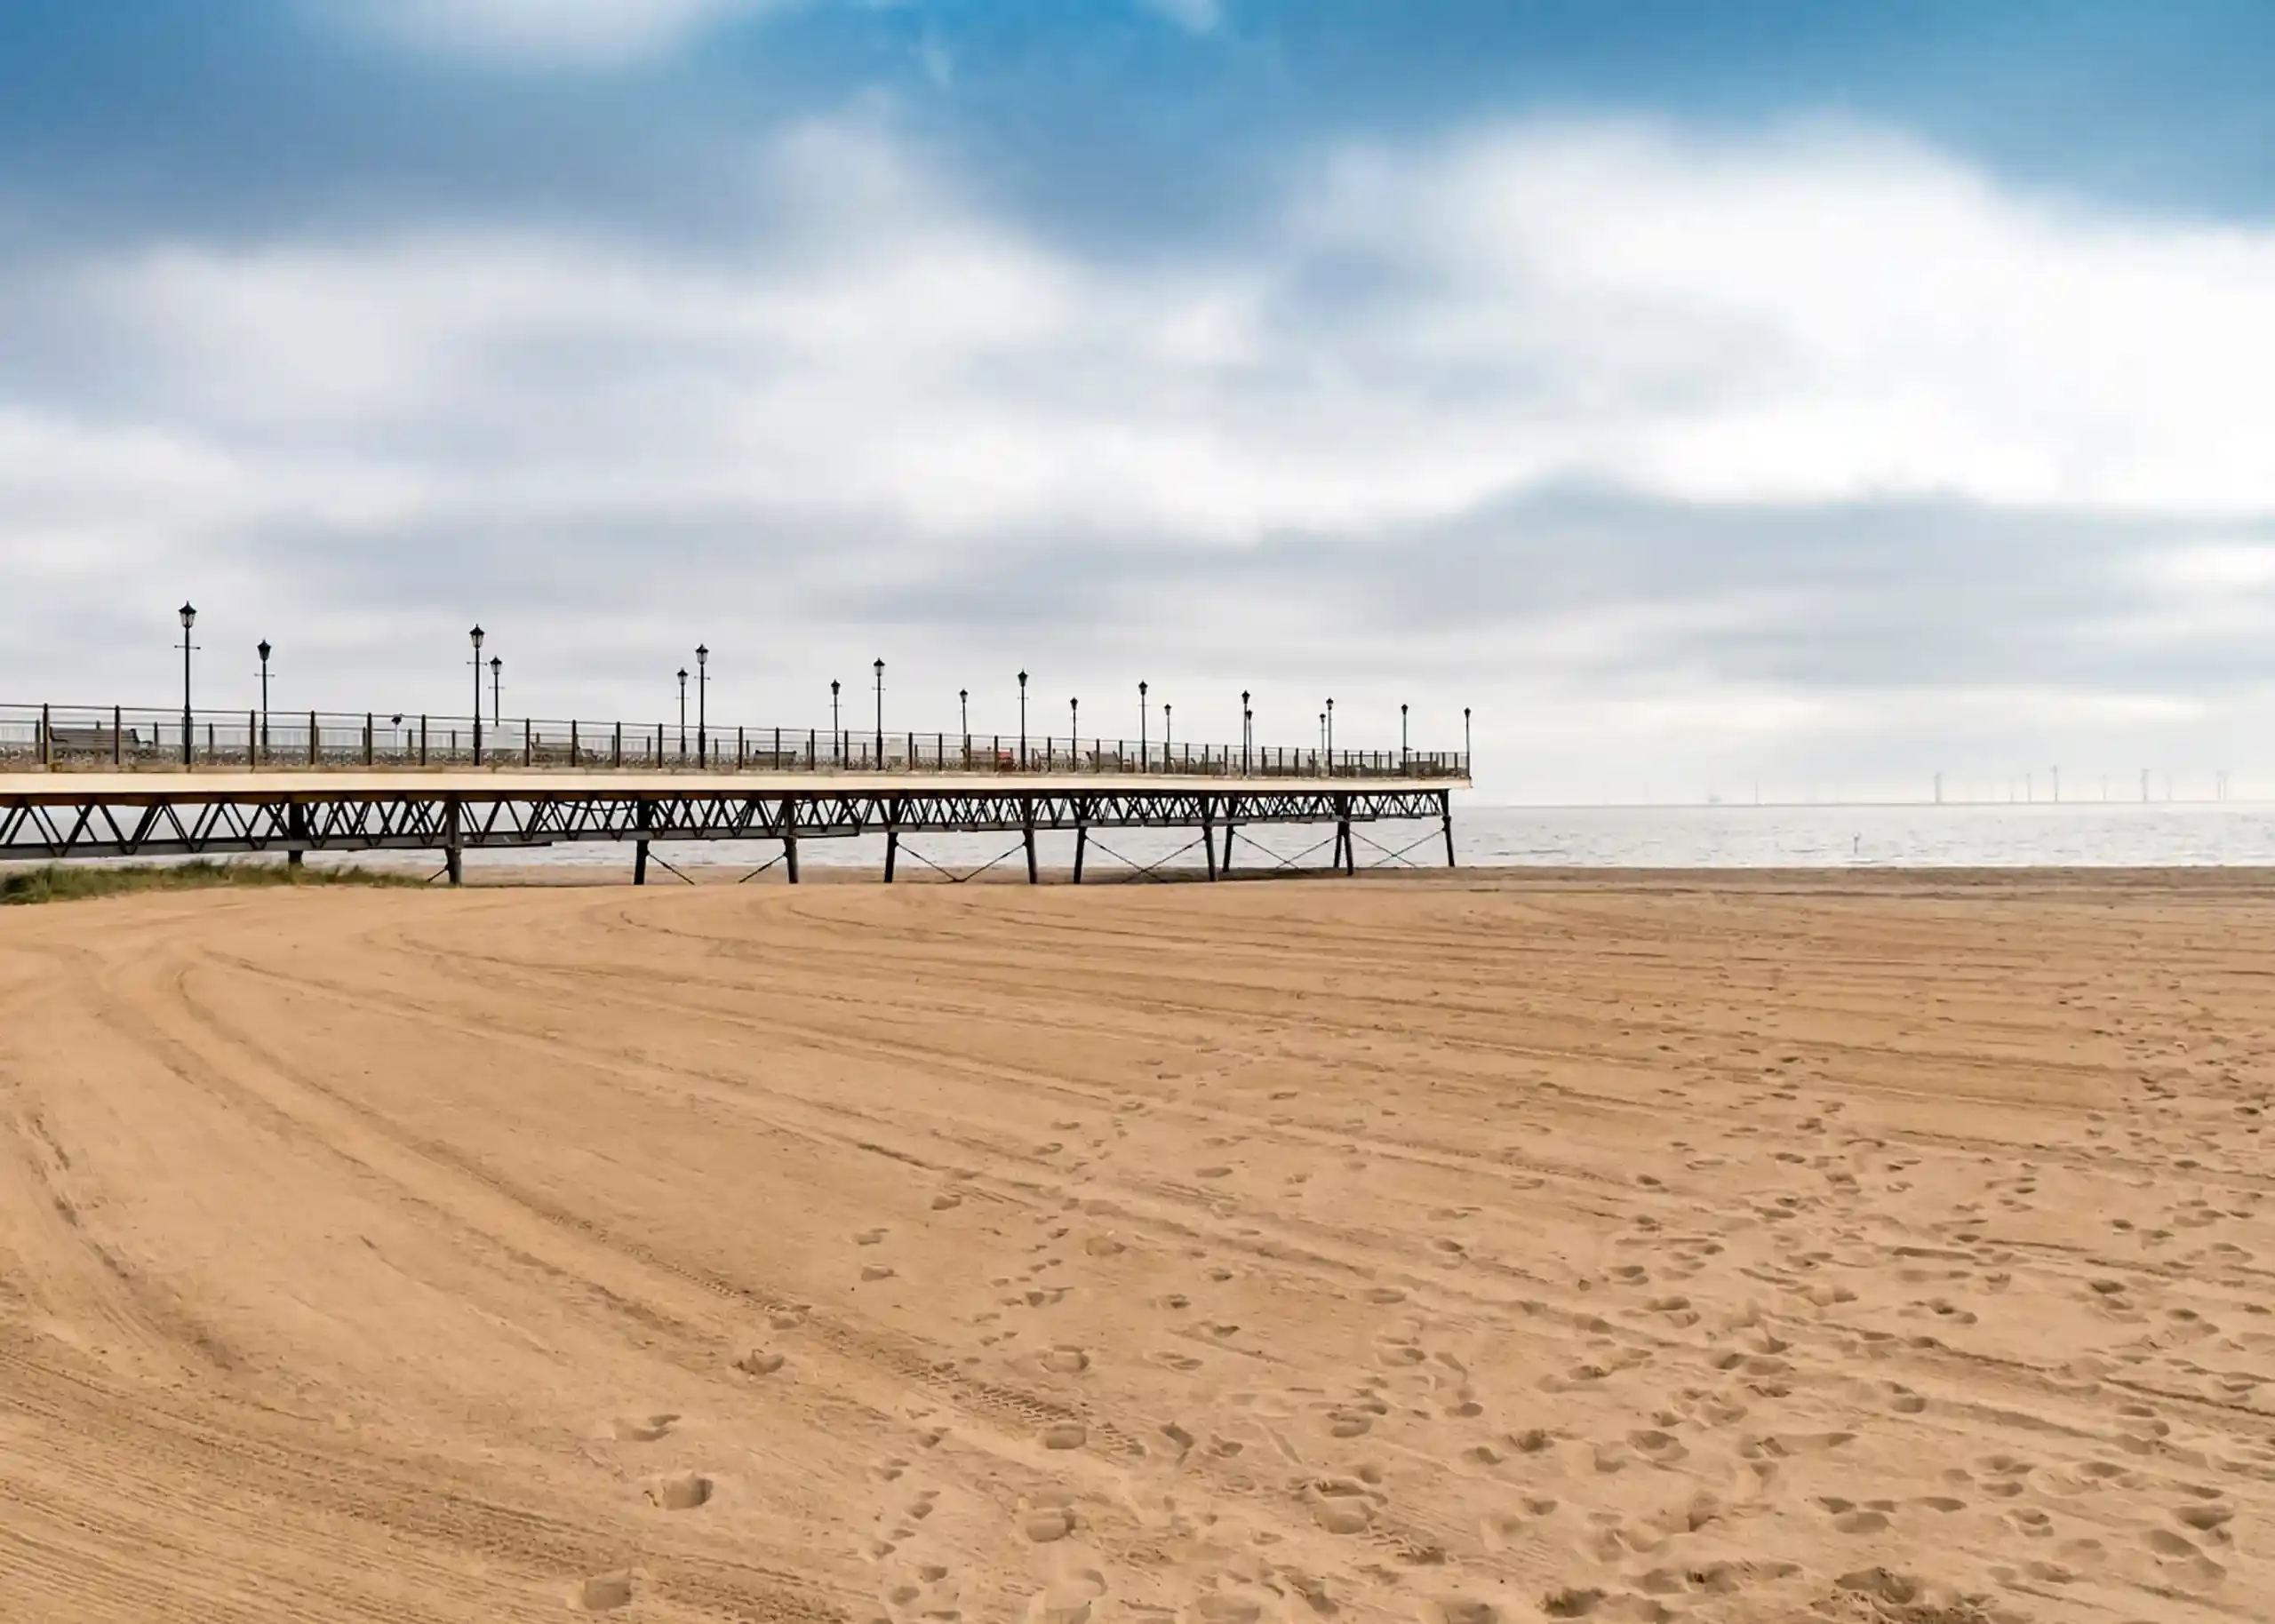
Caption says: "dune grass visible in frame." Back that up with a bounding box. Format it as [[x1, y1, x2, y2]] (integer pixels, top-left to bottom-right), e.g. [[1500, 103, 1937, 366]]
[[1, 858, 425, 906]]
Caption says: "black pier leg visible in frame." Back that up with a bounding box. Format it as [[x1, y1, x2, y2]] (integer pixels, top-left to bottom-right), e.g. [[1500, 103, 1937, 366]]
[[634, 840, 649, 886], [1201, 794, 1217, 880], [884, 831, 898, 883], [286, 803, 306, 870], [1441, 790, 1456, 869], [1336, 796, 1353, 875], [1024, 797, 1039, 884], [1073, 823, 1087, 884], [444, 795, 463, 887]]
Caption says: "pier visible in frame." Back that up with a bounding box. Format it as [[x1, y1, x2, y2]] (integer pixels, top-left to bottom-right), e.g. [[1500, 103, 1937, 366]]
[[1, 703, 1470, 883]]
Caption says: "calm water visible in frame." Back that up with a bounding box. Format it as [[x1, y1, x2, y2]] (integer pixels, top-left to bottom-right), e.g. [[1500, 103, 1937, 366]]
[[391, 800, 2275, 879]]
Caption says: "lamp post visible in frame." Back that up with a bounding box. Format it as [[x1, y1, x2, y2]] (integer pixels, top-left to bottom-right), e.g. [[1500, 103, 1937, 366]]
[[830, 679, 841, 766], [256, 639, 273, 764], [676, 667, 688, 759], [1070, 696, 1079, 765], [469, 625, 484, 762], [178, 602, 197, 768], [490, 655, 502, 730], [959, 688, 969, 766], [1018, 670, 1028, 768], [1325, 697, 1334, 775], [1241, 690, 1251, 774], [873, 657, 884, 767], [1401, 702, 1409, 769], [1163, 702, 1172, 764], [1139, 680, 1148, 769], [1464, 706, 1472, 769], [695, 644, 709, 768]]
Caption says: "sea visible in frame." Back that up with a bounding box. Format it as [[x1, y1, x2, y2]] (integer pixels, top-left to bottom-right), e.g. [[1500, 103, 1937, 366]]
[[398, 800, 2275, 880]]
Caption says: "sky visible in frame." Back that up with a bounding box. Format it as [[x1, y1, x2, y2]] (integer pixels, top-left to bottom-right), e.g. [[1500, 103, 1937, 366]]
[[4, 1, 2273, 802]]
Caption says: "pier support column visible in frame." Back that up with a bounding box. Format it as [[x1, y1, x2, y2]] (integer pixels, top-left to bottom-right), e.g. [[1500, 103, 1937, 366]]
[[1336, 795, 1353, 875], [1072, 818, 1086, 884], [1441, 790, 1456, 869], [782, 800, 800, 884], [1023, 796, 1039, 884], [1201, 794, 1217, 880], [443, 795, 463, 887], [633, 799, 651, 886], [286, 802, 306, 870], [883, 798, 899, 883]]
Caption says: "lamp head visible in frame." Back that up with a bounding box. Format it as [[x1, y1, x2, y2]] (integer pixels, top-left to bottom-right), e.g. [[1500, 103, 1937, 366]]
[[490, 655, 501, 673], [180, 602, 196, 630], [677, 667, 688, 682], [469, 624, 483, 649], [696, 643, 708, 666], [874, 657, 884, 675], [1018, 669, 1027, 687], [257, 639, 271, 662]]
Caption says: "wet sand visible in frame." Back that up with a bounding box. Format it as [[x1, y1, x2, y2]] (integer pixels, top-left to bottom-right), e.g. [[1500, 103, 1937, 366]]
[[0, 871, 2269, 1622]]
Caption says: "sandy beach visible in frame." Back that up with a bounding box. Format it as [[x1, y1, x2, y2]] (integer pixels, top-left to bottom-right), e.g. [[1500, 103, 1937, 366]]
[[1, 870, 2268, 1623]]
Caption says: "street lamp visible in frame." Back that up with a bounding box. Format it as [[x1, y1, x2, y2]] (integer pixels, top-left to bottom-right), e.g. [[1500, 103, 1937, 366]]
[[959, 688, 969, 766], [1325, 697, 1334, 774], [256, 639, 273, 764], [1070, 696, 1080, 765], [469, 625, 484, 763], [490, 655, 502, 730], [1241, 689, 1251, 774], [1464, 706, 1472, 768], [1401, 702, 1409, 769], [1018, 670, 1028, 768], [676, 667, 688, 759], [830, 679, 842, 767], [873, 657, 884, 767], [695, 643, 709, 768], [178, 602, 197, 768], [1138, 680, 1149, 769], [1163, 702, 1172, 764]]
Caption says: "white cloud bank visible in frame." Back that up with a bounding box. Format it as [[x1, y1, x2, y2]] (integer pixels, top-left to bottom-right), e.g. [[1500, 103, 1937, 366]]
[[4, 116, 2274, 795]]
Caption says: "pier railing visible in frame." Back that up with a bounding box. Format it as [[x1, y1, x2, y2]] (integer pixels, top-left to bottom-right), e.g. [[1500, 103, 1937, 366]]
[[0, 704, 1466, 781]]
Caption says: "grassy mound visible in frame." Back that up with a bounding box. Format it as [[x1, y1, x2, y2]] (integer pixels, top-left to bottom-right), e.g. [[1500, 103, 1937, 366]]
[[1, 859, 423, 905]]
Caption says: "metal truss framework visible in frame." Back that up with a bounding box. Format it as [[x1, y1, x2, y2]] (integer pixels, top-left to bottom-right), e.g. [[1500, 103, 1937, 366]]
[[0, 783, 1458, 884]]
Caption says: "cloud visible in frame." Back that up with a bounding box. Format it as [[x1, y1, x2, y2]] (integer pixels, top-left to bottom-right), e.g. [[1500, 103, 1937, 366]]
[[4, 115, 2274, 796], [339, 0, 794, 68], [1138, 0, 1222, 34]]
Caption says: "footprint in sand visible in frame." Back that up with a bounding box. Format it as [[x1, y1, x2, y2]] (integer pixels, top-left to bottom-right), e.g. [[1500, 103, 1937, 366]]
[[1027, 1568, 1107, 1624], [735, 1349, 786, 1375], [1042, 1346, 1090, 1373], [1305, 1477, 1380, 1534], [611, 1413, 679, 1443], [1021, 1498, 1076, 1542], [577, 1572, 637, 1612], [645, 1471, 714, 1511], [1041, 1421, 1088, 1450]]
